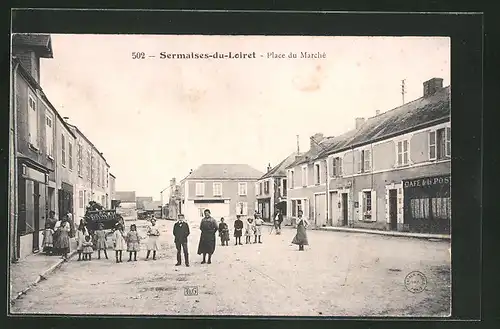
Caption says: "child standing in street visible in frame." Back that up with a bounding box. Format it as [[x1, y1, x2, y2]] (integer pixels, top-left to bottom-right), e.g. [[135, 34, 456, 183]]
[[146, 218, 160, 260], [94, 223, 108, 260], [76, 221, 89, 261], [126, 224, 141, 262], [42, 222, 54, 255], [112, 223, 126, 263], [234, 215, 243, 245], [245, 217, 255, 244], [254, 214, 264, 244], [82, 235, 94, 261]]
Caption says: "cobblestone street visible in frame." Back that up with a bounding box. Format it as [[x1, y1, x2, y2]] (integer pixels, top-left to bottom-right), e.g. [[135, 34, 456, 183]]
[[10, 219, 451, 316]]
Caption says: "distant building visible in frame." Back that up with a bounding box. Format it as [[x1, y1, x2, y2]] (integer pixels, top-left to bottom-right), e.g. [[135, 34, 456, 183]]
[[180, 164, 264, 221], [109, 173, 117, 208], [256, 152, 301, 222], [136, 196, 153, 210], [115, 191, 136, 203]]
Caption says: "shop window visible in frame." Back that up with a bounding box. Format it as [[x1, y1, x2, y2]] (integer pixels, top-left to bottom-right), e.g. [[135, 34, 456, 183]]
[[410, 198, 431, 219], [362, 191, 372, 220], [431, 197, 451, 220]]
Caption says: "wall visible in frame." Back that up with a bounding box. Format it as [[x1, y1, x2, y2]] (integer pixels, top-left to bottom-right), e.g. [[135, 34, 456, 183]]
[[186, 179, 258, 217]]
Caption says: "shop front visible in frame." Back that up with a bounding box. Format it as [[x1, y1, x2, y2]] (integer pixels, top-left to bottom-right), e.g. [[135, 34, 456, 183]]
[[58, 181, 75, 236], [403, 174, 451, 234], [257, 198, 271, 222], [17, 158, 49, 258]]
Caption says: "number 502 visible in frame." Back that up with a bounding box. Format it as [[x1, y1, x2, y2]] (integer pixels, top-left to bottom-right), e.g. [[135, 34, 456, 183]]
[[132, 52, 145, 59]]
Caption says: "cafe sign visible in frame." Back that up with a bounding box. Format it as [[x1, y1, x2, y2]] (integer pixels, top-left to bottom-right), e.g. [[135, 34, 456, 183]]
[[403, 175, 451, 189]]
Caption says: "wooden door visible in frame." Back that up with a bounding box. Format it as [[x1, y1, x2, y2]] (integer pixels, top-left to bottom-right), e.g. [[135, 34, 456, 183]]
[[314, 193, 327, 227]]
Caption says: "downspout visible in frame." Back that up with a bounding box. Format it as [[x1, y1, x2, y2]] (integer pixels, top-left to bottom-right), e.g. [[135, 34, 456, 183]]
[[325, 157, 329, 226], [11, 60, 20, 261]]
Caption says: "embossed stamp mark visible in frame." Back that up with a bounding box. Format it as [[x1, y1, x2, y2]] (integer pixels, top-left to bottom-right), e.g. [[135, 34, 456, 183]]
[[404, 271, 427, 293], [184, 286, 198, 296]]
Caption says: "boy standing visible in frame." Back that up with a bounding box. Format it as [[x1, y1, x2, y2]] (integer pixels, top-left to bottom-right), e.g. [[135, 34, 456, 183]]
[[173, 214, 190, 267]]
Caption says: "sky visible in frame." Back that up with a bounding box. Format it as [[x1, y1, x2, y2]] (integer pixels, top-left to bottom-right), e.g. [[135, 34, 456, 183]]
[[40, 35, 450, 198]]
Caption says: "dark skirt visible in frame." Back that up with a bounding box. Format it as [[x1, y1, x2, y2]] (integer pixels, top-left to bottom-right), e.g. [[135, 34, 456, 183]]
[[291, 224, 308, 245], [234, 229, 242, 237], [220, 230, 230, 242], [197, 232, 216, 255]]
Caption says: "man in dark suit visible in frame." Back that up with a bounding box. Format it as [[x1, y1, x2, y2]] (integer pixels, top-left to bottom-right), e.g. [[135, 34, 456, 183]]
[[173, 213, 190, 267], [273, 209, 284, 235]]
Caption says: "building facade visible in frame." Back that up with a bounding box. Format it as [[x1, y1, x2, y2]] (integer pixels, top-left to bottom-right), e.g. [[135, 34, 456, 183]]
[[10, 34, 115, 261], [287, 78, 451, 234], [181, 164, 264, 221], [256, 153, 299, 222], [66, 124, 111, 223], [109, 173, 117, 208]]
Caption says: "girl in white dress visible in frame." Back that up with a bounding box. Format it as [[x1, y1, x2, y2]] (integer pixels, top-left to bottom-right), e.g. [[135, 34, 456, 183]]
[[146, 218, 160, 260], [112, 223, 126, 263]]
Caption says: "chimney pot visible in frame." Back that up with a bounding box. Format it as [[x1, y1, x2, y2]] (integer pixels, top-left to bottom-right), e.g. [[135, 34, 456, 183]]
[[355, 117, 366, 129], [423, 78, 443, 97]]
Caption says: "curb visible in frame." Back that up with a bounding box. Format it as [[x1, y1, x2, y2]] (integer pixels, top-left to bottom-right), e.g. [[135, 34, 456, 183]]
[[10, 250, 77, 304], [315, 226, 450, 240]]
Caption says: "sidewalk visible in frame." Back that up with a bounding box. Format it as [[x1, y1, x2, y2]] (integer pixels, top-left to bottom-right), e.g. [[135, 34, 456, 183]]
[[9, 244, 77, 304], [264, 222, 450, 240]]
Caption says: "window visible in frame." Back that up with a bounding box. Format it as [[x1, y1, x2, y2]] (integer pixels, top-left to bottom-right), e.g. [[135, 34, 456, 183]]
[[264, 181, 270, 194], [28, 95, 38, 148], [236, 201, 248, 215], [238, 182, 248, 196], [106, 168, 109, 187], [68, 142, 73, 170], [314, 163, 321, 185], [397, 140, 409, 166], [213, 182, 222, 196], [79, 190, 84, 208], [429, 127, 451, 160], [196, 182, 205, 196], [362, 191, 372, 220], [301, 166, 308, 187], [282, 179, 287, 196], [259, 182, 263, 195], [410, 198, 431, 219], [431, 197, 451, 220], [45, 115, 54, 157], [87, 151, 92, 182], [359, 149, 371, 173], [61, 134, 66, 166], [290, 170, 295, 188], [331, 157, 342, 177], [101, 195, 105, 207], [97, 160, 100, 186], [198, 208, 205, 217], [255, 182, 259, 196], [77, 144, 83, 176]]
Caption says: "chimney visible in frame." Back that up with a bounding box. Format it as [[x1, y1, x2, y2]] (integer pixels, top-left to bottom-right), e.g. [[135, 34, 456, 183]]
[[267, 163, 272, 172], [189, 169, 193, 174], [423, 78, 443, 97], [355, 117, 365, 129], [310, 133, 325, 152], [375, 110, 380, 116]]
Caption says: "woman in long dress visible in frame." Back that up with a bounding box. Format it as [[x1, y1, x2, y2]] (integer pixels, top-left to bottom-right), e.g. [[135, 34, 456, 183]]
[[197, 209, 218, 264], [291, 210, 309, 251], [56, 217, 71, 260]]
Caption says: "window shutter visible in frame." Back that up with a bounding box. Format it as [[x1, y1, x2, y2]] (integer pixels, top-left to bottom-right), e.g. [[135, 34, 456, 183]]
[[429, 131, 437, 160], [366, 149, 372, 171], [339, 158, 343, 176], [371, 190, 377, 222], [357, 152, 363, 173], [445, 127, 451, 157], [358, 192, 363, 221]]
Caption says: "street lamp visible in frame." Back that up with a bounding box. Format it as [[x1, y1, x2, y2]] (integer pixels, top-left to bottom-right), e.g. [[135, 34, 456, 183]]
[[160, 187, 169, 219]]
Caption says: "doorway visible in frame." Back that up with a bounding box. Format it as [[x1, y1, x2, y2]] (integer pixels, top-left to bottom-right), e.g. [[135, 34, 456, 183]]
[[314, 193, 326, 227], [32, 183, 40, 252], [389, 189, 398, 230], [341, 193, 348, 226], [329, 191, 339, 226]]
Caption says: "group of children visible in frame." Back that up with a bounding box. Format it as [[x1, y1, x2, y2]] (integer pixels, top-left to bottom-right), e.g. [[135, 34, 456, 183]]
[[219, 214, 265, 246], [41, 216, 162, 263]]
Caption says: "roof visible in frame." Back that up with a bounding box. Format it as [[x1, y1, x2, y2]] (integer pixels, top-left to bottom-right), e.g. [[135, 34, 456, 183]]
[[12, 34, 53, 58], [312, 85, 451, 160], [66, 123, 110, 166], [143, 201, 162, 210], [285, 135, 337, 169], [260, 152, 302, 180], [109, 173, 116, 178], [185, 164, 265, 180]]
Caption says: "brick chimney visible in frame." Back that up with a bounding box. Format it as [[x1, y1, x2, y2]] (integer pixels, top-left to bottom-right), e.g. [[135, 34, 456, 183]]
[[267, 163, 272, 172], [355, 118, 365, 129], [423, 78, 443, 97], [310, 133, 325, 153]]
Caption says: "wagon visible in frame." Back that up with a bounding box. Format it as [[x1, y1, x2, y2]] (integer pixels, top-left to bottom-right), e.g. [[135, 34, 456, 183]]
[[84, 209, 124, 247]]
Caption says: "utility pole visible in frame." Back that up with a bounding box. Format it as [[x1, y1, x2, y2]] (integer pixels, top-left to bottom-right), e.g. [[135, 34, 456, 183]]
[[401, 79, 406, 105]]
